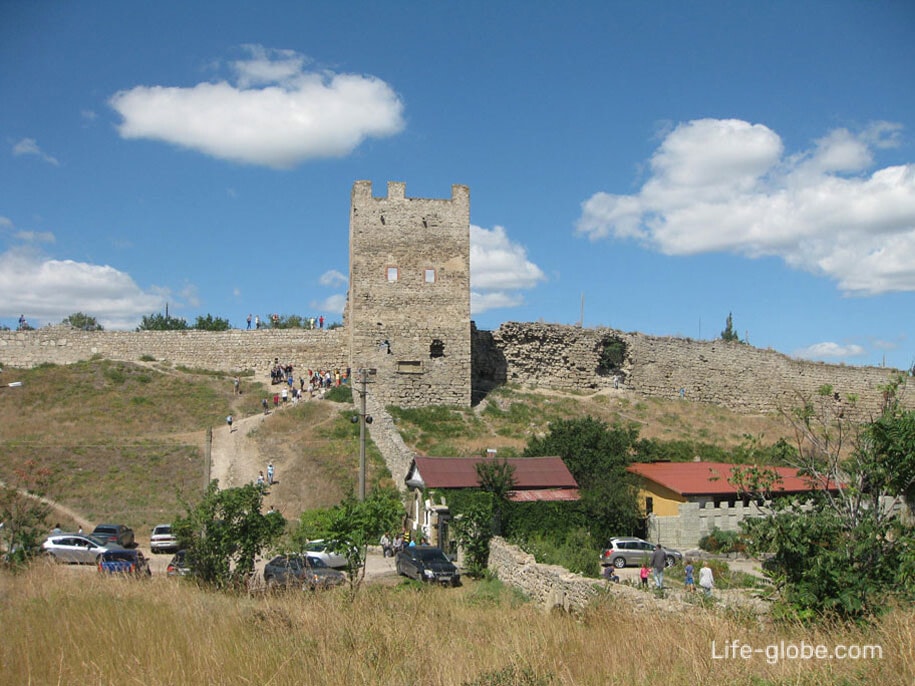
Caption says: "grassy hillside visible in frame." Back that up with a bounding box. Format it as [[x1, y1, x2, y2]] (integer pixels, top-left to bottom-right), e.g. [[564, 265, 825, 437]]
[[388, 383, 795, 458], [0, 360, 796, 535]]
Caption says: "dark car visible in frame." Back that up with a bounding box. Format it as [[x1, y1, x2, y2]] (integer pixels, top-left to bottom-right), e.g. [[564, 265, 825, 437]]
[[98, 549, 151, 577], [395, 545, 461, 586], [166, 549, 195, 577], [264, 554, 346, 590], [91, 523, 135, 548], [600, 537, 683, 569]]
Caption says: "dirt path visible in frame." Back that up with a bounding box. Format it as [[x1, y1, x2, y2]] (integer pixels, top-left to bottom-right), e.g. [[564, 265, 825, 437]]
[[0, 482, 93, 531], [209, 411, 270, 490]]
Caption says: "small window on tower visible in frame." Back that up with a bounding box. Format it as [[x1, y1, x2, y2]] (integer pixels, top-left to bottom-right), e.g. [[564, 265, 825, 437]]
[[424, 268, 436, 283], [387, 267, 398, 282], [430, 339, 445, 358]]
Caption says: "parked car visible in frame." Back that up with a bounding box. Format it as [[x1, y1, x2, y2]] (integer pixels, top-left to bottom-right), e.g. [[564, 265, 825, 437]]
[[264, 554, 346, 590], [150, 524, 179, 554], [166, 549, 195, 577], [395, 545, 461, 586], [303, 539, 355, 570], [91, 523, 135, 548], [42, 534, 114, 564], [98, 549, 151, 577], [600, 537, 682, 569]]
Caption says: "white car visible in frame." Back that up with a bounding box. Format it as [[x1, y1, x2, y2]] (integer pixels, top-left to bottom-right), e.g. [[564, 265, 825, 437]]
[[150, 524, 179, 554], [303, 539, 355, 570], [42, 534, 114, 564]]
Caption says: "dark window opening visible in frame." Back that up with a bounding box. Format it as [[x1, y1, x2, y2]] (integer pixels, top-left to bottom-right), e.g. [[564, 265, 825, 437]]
[[430, 339, 445, 358]]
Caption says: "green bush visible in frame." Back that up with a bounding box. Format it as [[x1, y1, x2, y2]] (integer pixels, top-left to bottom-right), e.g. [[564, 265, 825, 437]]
[[698, 527, 745, 554]]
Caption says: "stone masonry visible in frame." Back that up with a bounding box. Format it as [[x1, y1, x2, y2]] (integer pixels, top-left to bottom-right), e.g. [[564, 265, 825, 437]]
[[345, 181, 471, 408], [471, 321, 911, 418]]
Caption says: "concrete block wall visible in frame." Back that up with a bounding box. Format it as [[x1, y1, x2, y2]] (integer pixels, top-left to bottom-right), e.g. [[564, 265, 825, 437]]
[[648, 501, 770, 550]]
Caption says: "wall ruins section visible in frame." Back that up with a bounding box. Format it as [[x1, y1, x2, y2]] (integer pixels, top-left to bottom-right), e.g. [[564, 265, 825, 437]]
[[472, 321, 909, 418]]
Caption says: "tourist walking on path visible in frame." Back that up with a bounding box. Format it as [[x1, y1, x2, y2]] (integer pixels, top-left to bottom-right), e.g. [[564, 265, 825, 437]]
[[699, 562, 714, 597], [267, 462, 275, 485], [226, 414, 234, 432], [650, 543, 667, 589]]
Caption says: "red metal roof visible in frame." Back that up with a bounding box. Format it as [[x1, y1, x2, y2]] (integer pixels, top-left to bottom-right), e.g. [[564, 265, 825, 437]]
[[408, 456, 579, 491], [626, 461, 833, 497]]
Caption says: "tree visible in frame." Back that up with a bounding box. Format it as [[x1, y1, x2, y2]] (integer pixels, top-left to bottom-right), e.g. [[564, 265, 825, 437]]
[[137, 311, 189, 331], [172, 481, 284, 589], [0, 459, 55, 568], [525, 417, 637, 488], [476, 458, 516, 535], [452, 492, 495, 578], [193, 314, 231, 331], [290, 487, 404, 597], [62, 312, 102, 331], [739, 377, 915, 620], [524, 416, 641, 541], [720, 312, 739, 342]]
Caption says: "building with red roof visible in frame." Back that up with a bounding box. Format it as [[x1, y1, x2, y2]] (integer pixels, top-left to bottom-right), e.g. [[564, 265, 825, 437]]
[[626, 461, 838, 549], [403, 455, 579, 550]]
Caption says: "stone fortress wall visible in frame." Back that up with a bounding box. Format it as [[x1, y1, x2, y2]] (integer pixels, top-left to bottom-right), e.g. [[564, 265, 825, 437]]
[[0, 327, 348, 379], [472, 321, 910, 418], [346, 181, 472, 409], [2, 320, 907, 420]]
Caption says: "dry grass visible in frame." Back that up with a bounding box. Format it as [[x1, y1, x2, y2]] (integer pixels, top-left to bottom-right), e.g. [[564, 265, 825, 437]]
[[1, 563, 911, 685]]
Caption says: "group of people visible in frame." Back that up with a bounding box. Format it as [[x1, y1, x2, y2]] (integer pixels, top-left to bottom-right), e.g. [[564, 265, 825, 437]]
[[255, 462, 276, 490], [379, 530, 430, 557], [627, 545, 714, 597], [245, 314, 326, 330]]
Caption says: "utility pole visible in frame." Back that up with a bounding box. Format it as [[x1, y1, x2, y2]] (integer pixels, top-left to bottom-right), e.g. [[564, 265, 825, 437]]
[[351, 368, 375, 501]]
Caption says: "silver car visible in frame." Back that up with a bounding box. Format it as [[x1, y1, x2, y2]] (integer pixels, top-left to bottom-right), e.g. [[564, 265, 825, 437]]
[[42, 534, 114, 564], [303, 539, 354, 570], [600, 537, 682, 569]]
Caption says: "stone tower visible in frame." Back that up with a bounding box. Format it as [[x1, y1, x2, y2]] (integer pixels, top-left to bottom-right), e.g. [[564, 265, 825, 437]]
[[346, 181, 472, 408]]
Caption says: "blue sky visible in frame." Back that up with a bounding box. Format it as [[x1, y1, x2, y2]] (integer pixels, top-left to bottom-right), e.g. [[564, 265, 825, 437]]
[[2, 2, 914, 370]]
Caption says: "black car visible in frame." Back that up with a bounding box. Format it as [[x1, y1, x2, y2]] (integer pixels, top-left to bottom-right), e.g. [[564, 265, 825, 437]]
[[166, 550, 195, 577], [395, 546, 461, 586], [264, 554, 346, 590], [91, 523, 135, 548]]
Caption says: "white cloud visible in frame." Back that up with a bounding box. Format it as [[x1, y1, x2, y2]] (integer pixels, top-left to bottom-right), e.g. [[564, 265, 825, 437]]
[[0, 248, 169, 330], [109, 45, 405, 169], [13, 230, 55, 244], [11, 138, 59, 166], [470, 224, 545, 314], [577, 118, 915, 295], [794, 341, 867, 360], [319, 269, 348, 288], [312, 293, 347, 317]]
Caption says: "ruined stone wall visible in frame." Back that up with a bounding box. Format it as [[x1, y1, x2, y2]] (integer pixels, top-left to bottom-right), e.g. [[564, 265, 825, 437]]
[[346, 181, 471, 408], [488, 537, 599, 612], [0, 327, 347, 379], [473, 322, 909, 417]]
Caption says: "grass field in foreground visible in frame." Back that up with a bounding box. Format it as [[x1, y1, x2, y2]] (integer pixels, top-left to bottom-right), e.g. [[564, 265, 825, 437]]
[[1, 562, 910, 686]]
